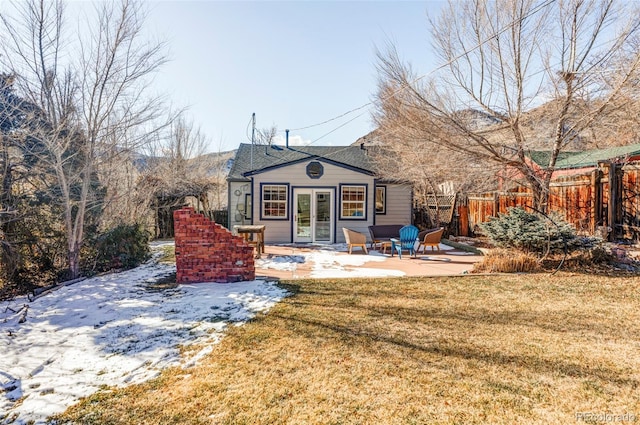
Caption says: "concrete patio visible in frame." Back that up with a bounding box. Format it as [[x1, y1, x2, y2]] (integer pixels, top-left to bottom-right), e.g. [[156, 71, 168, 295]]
[[255, 243, 483, 280]]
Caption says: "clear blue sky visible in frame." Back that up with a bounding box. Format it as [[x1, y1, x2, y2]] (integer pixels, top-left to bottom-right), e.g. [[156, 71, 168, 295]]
[[145, 1, 444, 152]]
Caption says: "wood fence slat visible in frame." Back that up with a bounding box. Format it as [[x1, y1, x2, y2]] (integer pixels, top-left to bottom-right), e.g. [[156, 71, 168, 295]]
[[466, 162, 640, 240]]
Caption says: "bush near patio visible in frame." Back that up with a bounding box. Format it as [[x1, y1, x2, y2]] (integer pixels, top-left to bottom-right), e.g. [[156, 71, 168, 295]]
[[0, 223, 151, 300], [478, 207, 599, 255], [473, 248, 541, 273]]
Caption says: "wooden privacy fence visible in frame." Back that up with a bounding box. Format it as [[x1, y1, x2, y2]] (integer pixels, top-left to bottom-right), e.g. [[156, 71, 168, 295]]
[[466, 162, 640, 241]]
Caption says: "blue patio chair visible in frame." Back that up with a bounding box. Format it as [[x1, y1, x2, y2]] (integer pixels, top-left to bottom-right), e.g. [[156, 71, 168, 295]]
[[390, 225, 419, 259]]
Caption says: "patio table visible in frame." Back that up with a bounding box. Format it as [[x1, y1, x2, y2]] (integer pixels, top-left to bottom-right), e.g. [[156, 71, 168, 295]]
[[233, 225, 265, 257]]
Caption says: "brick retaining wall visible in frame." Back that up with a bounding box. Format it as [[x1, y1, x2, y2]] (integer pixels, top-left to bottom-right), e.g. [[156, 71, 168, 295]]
[[173, 207, 255, 283]]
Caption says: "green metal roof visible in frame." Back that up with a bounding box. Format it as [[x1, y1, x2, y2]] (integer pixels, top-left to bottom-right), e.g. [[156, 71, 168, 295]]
[[527, 150, 577, 167], [227, 143, 376, 180], [528, 143, 640, 170]]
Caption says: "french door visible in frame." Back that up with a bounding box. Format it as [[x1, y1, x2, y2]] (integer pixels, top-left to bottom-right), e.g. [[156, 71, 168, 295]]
[[293, 188, 334, 243]]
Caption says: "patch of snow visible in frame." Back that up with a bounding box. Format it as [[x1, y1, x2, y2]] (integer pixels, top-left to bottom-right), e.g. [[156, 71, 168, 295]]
[[0, 257, 286, 424], [437, 243, 455, 251], [308, 249, 404, 278], [256, 254, 306, 271]]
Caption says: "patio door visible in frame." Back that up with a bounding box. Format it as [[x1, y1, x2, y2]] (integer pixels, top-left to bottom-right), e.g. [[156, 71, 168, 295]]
[[293, 189, 334, 243]]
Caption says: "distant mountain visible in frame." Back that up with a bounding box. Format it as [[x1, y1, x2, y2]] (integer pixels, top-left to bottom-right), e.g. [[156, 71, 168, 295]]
[[352, 108, 500, 147], [198, 150, 237, 174], [133, 149, 237, 175], [452, 108, 501, 130], [353, 99, 636, 152]]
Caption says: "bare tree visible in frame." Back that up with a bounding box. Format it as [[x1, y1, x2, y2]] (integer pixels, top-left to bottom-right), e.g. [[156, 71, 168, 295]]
[[143, 116, 209, 194], [254, 125, 278, 145], [0, 0, 168, 278], [97, 129, 154, 231], [207, 137, 233, 211], [139, 115, 228, 236], [375, 0, 640, 212]]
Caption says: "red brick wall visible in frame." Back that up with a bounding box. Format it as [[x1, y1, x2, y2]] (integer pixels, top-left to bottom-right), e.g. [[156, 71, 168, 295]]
[[173, 207, 255, 283]]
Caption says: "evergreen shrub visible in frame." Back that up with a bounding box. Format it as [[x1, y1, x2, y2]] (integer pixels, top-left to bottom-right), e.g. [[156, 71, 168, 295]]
[[479, 207, 587, 255], [91, 223, 151, 272]]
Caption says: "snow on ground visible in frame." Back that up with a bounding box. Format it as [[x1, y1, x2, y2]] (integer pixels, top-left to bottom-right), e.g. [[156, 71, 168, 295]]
[[0, 240, 462, 424], [256, 254, 306, 272], [256, 243, 405, 278], [306, 248, 404, 278], [256, 242, 460, 278], [0, 252, 286, 425]]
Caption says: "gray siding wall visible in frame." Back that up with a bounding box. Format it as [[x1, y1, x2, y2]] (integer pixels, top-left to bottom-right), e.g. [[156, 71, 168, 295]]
[[375, 183, 413, 226], [251, 160, 375, 243], [228, 181, 252, 229]]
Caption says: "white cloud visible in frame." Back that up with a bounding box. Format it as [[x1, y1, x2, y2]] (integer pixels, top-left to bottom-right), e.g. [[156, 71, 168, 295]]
[[272, 134, 313, 146]]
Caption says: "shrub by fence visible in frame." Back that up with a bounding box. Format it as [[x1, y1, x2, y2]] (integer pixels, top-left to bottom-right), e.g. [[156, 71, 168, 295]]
[[465, 162, 640, 241]]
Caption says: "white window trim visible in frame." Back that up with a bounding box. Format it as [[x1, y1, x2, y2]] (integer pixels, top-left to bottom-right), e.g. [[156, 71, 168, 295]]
[[340, 184, 366, 219], [262, 184, 288, 219]]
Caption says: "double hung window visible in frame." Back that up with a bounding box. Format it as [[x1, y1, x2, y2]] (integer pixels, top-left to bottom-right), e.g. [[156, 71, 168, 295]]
[[262, 185, 287, 218]]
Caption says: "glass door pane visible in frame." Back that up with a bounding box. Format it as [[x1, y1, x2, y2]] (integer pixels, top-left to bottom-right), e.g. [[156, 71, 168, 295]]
[[296, 193, 311, 240], [315, 191, 331, 241]]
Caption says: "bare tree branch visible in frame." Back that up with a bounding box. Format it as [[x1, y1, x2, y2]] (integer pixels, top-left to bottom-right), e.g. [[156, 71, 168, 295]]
[[374, 0, 640, 212], [0, 0, 168, 279]]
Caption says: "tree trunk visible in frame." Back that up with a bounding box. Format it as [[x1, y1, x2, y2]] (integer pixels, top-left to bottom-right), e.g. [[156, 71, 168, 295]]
[[68, 246, 80, 280], [522, 169, 549, 214]]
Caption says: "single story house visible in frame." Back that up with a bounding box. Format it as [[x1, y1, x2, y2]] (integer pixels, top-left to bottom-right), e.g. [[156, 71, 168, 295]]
[[227, 143, 412, 244]]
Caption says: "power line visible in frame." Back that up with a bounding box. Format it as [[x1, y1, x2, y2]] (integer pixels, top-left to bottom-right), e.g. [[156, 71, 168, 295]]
[[308, 111, 369, 145], [272, 0, 559, 165], [289, 103, 372, 132], [284, 0, 557, 146]]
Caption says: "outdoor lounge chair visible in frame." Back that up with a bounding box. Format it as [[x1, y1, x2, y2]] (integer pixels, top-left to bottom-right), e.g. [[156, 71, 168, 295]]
[[390, 225, 419, 259], [342, 228, 368, 254], [416, 227, 445, 254], [368, 224, 403, 250]]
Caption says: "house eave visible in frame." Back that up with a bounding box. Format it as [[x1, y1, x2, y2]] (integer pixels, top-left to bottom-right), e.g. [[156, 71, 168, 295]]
[[243, 156, 375, 177]]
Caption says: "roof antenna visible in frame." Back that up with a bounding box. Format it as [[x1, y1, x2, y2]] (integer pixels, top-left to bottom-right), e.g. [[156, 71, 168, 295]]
[[250, 112, 255, 169]]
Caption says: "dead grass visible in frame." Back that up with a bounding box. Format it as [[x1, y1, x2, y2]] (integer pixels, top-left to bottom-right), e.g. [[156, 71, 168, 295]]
[[473, 249, 540, 273], [158, 244, 176, 264], [55, 274, 640, 424]]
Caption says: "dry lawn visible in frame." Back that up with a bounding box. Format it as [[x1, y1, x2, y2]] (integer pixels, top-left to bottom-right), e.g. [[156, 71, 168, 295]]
[[55, 274, 640, 424]]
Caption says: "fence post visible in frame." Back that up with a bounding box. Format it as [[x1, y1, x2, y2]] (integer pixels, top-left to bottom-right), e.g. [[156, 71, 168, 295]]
[[590, 169, 598, 234], [608, 162, 615, 241], [458, 205, 469, 237]]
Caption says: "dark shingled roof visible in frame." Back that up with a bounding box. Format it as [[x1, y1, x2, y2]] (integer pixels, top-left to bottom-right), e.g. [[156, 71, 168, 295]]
[[228, 143, 376, 180], [528, 143, 640, 170]]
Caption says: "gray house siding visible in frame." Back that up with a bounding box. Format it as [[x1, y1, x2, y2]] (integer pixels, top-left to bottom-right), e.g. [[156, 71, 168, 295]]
[[226, 143, 414, 244], [228, 180, 252, 228], [250, 160, 375, 243], [375, 183, 412, 226]]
